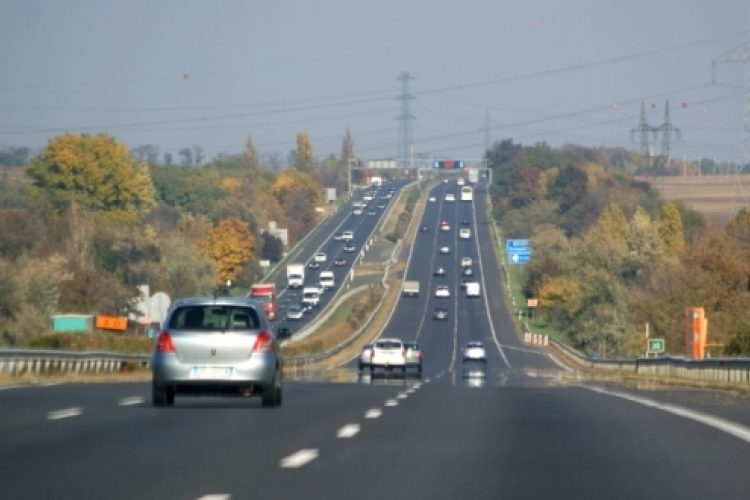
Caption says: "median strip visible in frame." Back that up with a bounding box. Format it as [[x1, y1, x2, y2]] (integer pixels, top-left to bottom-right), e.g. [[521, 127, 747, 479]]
[[47, 407, 82, 420]]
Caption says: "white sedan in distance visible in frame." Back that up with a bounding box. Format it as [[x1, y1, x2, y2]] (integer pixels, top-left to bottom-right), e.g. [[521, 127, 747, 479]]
[[445, 193, 456, 202], [439, 246, 450, 255], [314, 252, 327, 263], [461, 257, 472, 268], [435, 285, 451, 298], [459, 228, 471, 239]]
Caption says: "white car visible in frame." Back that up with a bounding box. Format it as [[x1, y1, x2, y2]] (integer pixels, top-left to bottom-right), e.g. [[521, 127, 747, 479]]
[[342, 230, 354, 241], [353, 208, 363, 216], [457, 178, 465, 186], [459, 228, 471, 240], [286, 304, 305, 321], [314, 252, 326, 263], [461, 257, 472, 268], [440, 223, 450, 232], [445, 193, 456, 202], [463, 342, 487, 363], [370, 338, 407, 373], [439, 246, 450, 255], [429, 196, 436, 202], [435, 285, 451, 298]]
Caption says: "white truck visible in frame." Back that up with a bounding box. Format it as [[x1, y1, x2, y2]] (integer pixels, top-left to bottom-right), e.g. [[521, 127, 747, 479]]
[[287, 264, 305, 289], [371, 176, 382, 188], [466, 282, 481, 298], [402, 280, 420, 297], [302, 287, 321, 309]]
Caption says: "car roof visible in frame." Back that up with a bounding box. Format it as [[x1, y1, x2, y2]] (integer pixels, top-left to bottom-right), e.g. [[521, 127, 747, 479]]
[[466, 341, 484, 347]]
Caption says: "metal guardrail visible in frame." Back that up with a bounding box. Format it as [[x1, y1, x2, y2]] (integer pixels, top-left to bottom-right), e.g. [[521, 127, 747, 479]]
[[0, 349, 151, 376]]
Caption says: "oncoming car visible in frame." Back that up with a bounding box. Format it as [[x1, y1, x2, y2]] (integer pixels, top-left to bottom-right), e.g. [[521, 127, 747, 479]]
[[463, 341, 487, 363], [151, 297, 283, 408]]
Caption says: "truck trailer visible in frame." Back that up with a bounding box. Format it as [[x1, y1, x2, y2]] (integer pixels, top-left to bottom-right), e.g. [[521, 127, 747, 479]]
[[402, 281, 420, 297], [287, 264, 305, 288], [248, 283, 277, 320]]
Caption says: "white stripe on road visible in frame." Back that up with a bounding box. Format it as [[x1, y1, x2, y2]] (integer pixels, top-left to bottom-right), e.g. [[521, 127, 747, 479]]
[[196, 495, 230, 500], [397, 392, 408, 399], [385, 399, 398, 407], [119, 396, 144, 406], [280, 449, 319, 468], [337, 424, 360, 438], [365, 409, 382, 419], [47, 407, 82, 420], [586, 386, 750, 446]]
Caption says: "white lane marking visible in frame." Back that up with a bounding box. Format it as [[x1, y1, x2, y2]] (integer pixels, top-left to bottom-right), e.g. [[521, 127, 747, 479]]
[[406, 388, 415, 393], [385, 399, 398, 407], [337, 424, 361, 438], [280, 449, 319, 468], [0, 385, 23, 391], [196, 495, 230, 500], [412, 383, 421, 389], [397, 392, 408, 399], [425, 378, 431, 383], [585, 386, 750, 446], [47, 407, 82, 420], [365, 408, 382, 419], [119, 396, 144, 406], [40, 382, 64, 387]]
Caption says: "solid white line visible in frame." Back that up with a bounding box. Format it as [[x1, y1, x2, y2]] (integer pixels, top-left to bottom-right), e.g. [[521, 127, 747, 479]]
[[385, 399, 398, 407], [337, 424, 361, 438], [585, 386, 750, 446], [196, 495, 231, 500], [40, 382, 64, 387], [118, 396, 144, 406], [365, 408, 382, 418], [0, 385, 23, 391], [280, 449, 319, 468], [47, 407, 82, 420], [397, 392, 408, 399]]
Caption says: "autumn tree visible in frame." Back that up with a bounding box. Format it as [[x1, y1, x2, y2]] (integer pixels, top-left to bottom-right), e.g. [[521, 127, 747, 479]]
[[198, 217, 255, 284], [550, 164, 588, 212], [294, 132, 315, 173], [658, 202, 684, 257], [241, 135, 261, 186], [508, 164, 541, 208], [26, 133, 156, 223]]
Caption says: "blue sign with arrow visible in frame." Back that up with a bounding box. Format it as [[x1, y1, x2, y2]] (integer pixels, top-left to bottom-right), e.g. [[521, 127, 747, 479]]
[[506, 239, 532, 264]]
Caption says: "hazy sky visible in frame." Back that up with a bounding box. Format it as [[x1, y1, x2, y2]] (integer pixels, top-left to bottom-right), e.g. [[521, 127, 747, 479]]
[[1, 0, 749, 164]]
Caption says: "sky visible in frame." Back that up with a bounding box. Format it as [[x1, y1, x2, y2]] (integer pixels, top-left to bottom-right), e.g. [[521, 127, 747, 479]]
[[1, 0, 749, 165]]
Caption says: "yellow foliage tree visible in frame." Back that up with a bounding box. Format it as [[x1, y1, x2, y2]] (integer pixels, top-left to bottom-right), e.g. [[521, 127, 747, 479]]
[[539, 276, 581, 310], [221, 177, 241, 194], [198, 217, 255, 284]]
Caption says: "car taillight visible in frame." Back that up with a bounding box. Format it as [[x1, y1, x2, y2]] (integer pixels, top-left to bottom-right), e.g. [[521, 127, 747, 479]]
[[156, 332, 175, 353], [252, 331, 273, 353]]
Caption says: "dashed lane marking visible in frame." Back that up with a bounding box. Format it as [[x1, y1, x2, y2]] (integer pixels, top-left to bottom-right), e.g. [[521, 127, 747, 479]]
[[365, 409, 382, 418], [397, 392, 408, 399], [385, 399, 398, 407], [47, 407, 82, 420], [280, 449, 319, 468], [337, 424, 361, 438], [119, 396, 144, 406], [196, 495, 231, 500]]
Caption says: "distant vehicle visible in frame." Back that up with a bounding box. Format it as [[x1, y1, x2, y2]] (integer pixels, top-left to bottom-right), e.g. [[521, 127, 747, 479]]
[[463, 267, 473, 277], [463, 342, 487, 363], [440, 221, 450, 231], [420, 225, 430, 232], [435, 285, 451, 298], [359, 344, 373, 372], [445, 193, 456, 202], [334, 257, 346, 266], [461, 257, 472, 268], [439, 246, 450, 254], [333, 232, 343, 241], [429, 196, 436, 202], [371, 176, 383, 188], [460, 279, 471, 290], [461, 218, 470, 225], [286, 304, 304, 321], [363, 193, 374, 202], [308, 261, 320, 269], [367, 209, 376, 216], [403, 341, 423, 375], [459, 228, 471, 240], [343, 242, 356, 252], [151, 296, 282, 408], [433, 306, 449, 321], [457, 177, 465, 186], [443, 179, 449, 184], [319, 271, 335, 290], [248, 283, 277, 321], [434, 267, 446, 276], [402, 280, 420, 297], [377, 204, 385, 209], [287, 263, 305, 288], [342, 230, 354, 241], [353, 208, 363, 216], [301, 287, 320, 309], [466, 282, 481, 298], [314, 252, 326, 263], [370, 338, 407, 374], [460, 186, 473, 201]]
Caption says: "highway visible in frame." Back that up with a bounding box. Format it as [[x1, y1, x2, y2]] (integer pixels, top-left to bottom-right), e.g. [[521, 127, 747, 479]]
[[3, 180, 750, 499]]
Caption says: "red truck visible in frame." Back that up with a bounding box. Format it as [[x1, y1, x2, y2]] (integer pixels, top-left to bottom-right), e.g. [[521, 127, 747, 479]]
[[248, 284, 277, 321]]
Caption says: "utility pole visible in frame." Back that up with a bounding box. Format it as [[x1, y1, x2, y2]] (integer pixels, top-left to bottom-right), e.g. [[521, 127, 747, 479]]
[[484, 107, 492, 154], [652, 100, 681, 170], [396, 72, 415, 164]]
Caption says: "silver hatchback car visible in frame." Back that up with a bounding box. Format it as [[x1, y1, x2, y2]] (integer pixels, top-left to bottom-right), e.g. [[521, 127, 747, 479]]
[[151, 297, 283, 408]]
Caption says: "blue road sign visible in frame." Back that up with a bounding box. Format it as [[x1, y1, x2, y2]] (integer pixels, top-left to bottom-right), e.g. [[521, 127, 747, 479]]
[[506, 239, 532, 265]]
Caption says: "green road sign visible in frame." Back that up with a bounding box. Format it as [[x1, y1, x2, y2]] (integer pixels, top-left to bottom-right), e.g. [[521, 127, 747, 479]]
[[647, 338, 665, 354]]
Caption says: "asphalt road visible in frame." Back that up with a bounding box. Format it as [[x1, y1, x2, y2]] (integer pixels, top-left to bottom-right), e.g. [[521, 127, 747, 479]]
[[4, 179, 750, 499]]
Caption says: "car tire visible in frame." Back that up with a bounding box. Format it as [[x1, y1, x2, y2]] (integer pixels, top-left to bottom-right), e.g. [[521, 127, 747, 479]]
[[152, 385, 174, 407], [262, 371, 282, 408]]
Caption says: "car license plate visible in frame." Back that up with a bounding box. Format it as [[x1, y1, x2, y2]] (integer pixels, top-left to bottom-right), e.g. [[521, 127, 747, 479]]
[[190, 366, 235, 379]]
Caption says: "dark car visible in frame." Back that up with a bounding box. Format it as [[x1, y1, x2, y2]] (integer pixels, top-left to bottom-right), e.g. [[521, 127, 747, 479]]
[[460, 279, 471, 290], [433, 267, 446, 277], [334, 257, 346, 266], [333, 233, 343, 241], [433, 306, 449, 320], [343, 243, 356, 252], [461, 218, 470, 225], [308, 261, 320, 269], [463, 267, 473, 277]]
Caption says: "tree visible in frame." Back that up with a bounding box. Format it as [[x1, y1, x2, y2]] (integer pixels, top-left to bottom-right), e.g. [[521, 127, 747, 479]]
[[659, 202, 684, 257], [550, 164, 588, 212], [198, 217, 255, 284], [193, 145, 205, 166], [294, 132, 315, 173], [178, 147, 193, 167], [26, 133, 156, 223], [241, 135, 261, 186], [130, 145, 159, 165], [0, 147, 32, 167], [508, 164, 541, 208], [260, 232, 284, 262]]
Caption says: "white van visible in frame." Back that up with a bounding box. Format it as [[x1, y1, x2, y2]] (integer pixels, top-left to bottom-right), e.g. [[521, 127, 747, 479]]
[[319, 271, 335, 290], [466, 282, 481, 298]]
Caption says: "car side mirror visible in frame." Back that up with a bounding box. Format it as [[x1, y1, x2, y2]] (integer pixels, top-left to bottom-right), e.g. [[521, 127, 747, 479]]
[[277, 327, 292, 340]]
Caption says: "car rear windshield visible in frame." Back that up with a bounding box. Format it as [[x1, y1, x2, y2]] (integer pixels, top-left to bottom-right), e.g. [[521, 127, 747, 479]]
[[376, 341, 402, 349], [168, 305, 260, 331], [404, 343, 419, 350], [466, 342, 484, 348]]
